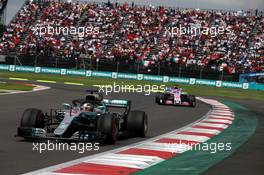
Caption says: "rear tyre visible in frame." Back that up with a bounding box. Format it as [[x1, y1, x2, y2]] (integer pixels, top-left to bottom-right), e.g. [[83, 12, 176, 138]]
[[127, 110, 148, 137], [97, 114, 117, 144], [20, 108, 45, 128]]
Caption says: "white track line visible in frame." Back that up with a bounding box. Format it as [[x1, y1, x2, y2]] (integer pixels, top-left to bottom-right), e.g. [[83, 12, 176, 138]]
[[181, 127, 221, 135]]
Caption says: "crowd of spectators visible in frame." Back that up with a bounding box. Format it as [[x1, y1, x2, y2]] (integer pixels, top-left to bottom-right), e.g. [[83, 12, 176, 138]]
[[248, 17, 264, 72], [0, 1, 37, 54], [198, 10, 260, 74], [0, 0, 263, 74], [154, 9, 209, 67], [111, 5, 167, 64], [21, 1, 84, 57]]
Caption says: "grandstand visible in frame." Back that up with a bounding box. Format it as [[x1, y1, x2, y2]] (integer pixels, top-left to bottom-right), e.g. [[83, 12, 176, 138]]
[[0, 0, 263, 81], [0, 0, 7, 63]]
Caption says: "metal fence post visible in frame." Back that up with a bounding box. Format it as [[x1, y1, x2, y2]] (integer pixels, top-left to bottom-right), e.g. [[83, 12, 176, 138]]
[[116, 61, 119, 73], [178, 64, 182, 77]]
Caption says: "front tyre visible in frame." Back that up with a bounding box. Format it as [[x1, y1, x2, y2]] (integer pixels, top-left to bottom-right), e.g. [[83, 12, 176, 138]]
[[17, 108, 45, 137], [97, 114, 117, 144], [20, 108, 45, 128], [156, 93, 164, 105], [188, 95, 196, 107]]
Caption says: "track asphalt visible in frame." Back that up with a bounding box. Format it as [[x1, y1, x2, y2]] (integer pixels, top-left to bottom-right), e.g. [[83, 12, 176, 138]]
[[0, 82, 210, 175], [0, 80, 262, 174]]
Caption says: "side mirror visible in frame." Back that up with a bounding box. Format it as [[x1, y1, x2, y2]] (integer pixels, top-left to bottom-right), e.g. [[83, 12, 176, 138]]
[[62, 103, 71, 110]]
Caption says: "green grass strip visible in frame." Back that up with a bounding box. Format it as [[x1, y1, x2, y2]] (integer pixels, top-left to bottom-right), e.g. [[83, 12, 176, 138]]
[[133, 100, 257, 175], [0, 82, 34, 91]]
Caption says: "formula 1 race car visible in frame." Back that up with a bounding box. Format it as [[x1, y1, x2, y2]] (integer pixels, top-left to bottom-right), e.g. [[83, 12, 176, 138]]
[[155, 86, 196, 107], [17, 90, 148, 144]]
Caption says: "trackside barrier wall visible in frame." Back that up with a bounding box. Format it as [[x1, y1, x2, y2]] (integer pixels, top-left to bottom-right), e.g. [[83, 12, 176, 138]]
[[239, 72, 264, 82], [1, 64, 264, 91]]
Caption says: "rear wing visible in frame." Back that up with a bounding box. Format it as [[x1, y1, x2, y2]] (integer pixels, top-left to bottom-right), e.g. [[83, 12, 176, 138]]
[[102, 99, 131, 109]]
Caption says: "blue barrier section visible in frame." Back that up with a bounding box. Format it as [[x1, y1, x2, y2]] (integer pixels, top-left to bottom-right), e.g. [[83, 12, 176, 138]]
[[117, 73, 138, 80], [248, 82, 264, 90], [0, 64, 9, 71], [239, 72, 264, 82], [0, 64, 264, 91]]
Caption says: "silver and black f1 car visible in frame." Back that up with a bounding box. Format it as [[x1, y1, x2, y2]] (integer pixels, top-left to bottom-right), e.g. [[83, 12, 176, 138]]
[[155, 86, 196, 107], [17, 90, 148, 144]]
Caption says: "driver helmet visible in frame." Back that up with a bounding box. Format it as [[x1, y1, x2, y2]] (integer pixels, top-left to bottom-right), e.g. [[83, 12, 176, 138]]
[[81, 103, 94, 112]]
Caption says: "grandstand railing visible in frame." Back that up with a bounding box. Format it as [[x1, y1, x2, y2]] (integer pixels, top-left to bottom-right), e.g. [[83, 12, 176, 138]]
[[4, 55, 239, 82]]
